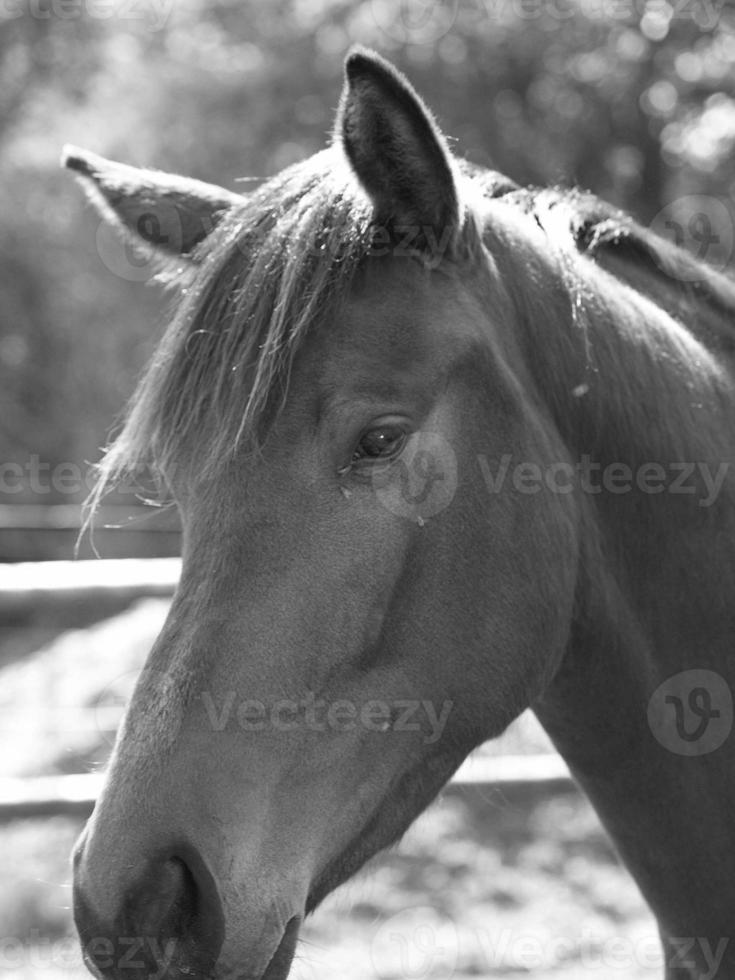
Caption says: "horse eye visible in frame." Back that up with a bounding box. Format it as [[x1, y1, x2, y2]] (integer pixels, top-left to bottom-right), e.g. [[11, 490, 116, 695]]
[[352, 425, 407, 463]]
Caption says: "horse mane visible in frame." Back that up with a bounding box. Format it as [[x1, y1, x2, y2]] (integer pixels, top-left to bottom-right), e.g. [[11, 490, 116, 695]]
[[569, 192, 735, 344], [493, 182, 735, 350]]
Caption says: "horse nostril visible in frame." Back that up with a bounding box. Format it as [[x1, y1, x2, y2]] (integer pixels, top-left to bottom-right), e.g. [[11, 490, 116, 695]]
[[75, 850, 224, 980], [132, 857, 196, 939]]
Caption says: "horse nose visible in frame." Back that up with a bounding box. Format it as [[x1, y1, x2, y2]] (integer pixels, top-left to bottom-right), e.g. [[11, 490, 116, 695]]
[[74, 849, 224, 980]]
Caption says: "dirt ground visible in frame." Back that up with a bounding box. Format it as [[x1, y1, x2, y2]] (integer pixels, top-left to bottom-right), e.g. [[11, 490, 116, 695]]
[[0, 600, 662, 980]]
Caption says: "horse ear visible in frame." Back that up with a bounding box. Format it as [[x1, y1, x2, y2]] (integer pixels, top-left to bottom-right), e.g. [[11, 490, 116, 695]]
[[61, 145, 241, 265], [336, 47, 461, 250]]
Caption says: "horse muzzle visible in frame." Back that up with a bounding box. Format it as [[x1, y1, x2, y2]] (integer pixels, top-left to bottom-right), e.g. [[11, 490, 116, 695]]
[[72, 837, 301, 980]]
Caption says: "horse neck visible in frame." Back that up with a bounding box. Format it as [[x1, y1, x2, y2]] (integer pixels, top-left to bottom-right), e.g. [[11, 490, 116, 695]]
[[498, 228, 735, 955]]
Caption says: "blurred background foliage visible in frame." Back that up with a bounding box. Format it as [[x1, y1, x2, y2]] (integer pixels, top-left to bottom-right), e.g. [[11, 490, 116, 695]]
[[2, 0, 735, 503]]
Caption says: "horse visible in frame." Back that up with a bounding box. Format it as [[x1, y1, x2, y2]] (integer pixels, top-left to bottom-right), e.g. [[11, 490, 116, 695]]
[[63, 46, 735, 980]]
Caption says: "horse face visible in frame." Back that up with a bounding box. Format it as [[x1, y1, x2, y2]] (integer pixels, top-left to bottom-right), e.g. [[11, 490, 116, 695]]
[[69, 50, 580, 980]]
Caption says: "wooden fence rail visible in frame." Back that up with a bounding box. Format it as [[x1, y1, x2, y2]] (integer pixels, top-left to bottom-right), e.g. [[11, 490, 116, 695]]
[[0, 505, 179, 531], [0, 756, 574, 823], [0, 506, 181, 562], [0, 557, 180, 621]]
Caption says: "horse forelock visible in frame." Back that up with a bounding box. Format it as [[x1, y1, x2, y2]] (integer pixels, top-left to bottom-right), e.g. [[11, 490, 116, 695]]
[[92, 147, 374, 496]]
